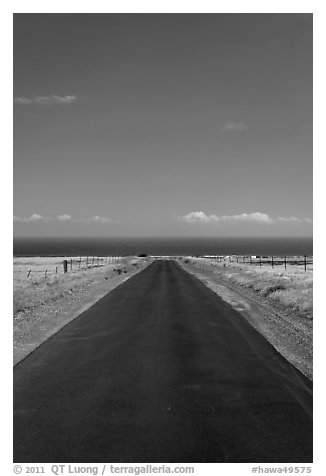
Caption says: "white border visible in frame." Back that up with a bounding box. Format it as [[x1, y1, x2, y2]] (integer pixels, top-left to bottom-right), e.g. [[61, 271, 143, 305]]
[[3, 2, 323, 474]]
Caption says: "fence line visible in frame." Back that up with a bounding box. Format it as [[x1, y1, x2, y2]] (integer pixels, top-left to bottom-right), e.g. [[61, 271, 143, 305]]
[[25, 256, 123, 278], [22, 254, 313, 278], [196, 254, 313, 271]]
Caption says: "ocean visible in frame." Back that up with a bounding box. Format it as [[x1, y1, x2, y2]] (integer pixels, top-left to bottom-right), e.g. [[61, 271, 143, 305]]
[[13, 237, 313, 257]]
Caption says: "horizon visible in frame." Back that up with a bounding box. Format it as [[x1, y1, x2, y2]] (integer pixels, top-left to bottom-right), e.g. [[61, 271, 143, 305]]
[[13, 235, 313, 258], [13, 235, 313, 240], [14, 14, 312, 239]]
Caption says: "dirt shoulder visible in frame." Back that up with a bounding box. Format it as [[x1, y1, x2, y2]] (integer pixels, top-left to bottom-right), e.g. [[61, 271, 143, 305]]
[[14, 257, 152, 365], [178, 259, 312, 380]]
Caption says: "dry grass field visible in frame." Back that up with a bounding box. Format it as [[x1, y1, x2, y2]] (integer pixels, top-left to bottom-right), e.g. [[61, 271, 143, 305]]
[[14, 256, 129, 315]]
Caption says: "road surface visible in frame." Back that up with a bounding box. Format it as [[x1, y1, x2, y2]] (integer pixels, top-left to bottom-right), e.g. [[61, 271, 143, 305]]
[[14, 260, 313, 463]]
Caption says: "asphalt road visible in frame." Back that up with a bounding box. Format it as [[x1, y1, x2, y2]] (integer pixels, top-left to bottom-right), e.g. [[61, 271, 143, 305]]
[[14, 260, 313, 463]]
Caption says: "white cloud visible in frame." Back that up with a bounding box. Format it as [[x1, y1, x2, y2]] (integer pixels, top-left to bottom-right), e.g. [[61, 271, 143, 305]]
[[277, 216, 302, 223], [13, 213, 46, 223], [13, 97, 33, 105], [89, 216, 112, 224], [221, 121, 248, 132], [57, 214, 72, 221], [14, 214, 112, 224], [180, 211, 313, 225], [14, 95, 77, 105], [181, 211, 220, 223], [181, 211, 272, 224], [49, 95, 77, 104], [221, 212, 273, 223], [27, 213, 44, 221]]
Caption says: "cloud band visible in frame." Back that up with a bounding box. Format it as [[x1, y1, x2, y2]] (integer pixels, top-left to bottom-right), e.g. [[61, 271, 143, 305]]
[[180, 211, 312, 225], [14, 95, 77, 105]]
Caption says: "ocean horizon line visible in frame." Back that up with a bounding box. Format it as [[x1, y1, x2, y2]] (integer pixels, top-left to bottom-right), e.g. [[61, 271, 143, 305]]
[[13, 236, 313, 258]]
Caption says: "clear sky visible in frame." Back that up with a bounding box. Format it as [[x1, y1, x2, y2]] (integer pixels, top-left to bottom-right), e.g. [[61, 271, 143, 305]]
[[13, 13, 312, 237]]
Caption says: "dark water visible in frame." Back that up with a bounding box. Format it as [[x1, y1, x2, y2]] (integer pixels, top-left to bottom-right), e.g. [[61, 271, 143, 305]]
[[13, 237, 313, 257]]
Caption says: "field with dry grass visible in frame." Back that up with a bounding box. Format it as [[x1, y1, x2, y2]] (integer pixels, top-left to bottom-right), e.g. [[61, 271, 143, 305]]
[[13, 256, 151, 364]]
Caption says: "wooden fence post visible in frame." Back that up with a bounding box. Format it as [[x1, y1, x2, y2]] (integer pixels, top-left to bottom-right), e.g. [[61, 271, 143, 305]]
[[70, 259, 73, 270], [27, 269, 31, 277], [304, 254, 307, 272], [56, 266, 58, 275], [44, 269, 47, 278], [271, 256, 274, 268], [79, 257, 81, 269], [284, 256, 287, 270], [63, 260, 68, 273], [86, 256, 88, 268], [259, 257, 262, 267]]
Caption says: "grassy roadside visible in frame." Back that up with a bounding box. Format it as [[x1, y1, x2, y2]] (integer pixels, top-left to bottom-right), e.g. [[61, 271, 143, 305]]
[[181, 257, 313, 319], [13, 256, 152, 365], [178, 257, 313, 379]]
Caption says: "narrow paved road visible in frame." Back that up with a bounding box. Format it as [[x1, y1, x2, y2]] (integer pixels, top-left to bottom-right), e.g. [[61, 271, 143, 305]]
[[14, 260, 313, 463]]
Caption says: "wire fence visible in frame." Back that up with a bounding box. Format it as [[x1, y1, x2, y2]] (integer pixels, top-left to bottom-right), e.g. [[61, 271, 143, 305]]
[[18, 254, 313, 279], [196, 254, 313, 271], [24, 256, 123, 279]]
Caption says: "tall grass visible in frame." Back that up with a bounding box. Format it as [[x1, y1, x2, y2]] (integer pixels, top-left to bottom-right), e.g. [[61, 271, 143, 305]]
[[13, 257, 143, 318], [188, 258, 313, 319]]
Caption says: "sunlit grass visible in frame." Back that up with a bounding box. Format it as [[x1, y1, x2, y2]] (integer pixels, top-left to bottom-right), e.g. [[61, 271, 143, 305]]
[[188, 258, 313, 319], [13, 256, 144, 318]]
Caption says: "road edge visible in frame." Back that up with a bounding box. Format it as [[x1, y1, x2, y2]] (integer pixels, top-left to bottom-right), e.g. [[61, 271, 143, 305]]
[[13, 263, 152, 367]]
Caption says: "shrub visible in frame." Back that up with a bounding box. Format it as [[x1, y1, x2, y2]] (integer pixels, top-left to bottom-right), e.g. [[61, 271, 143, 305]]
[[261, 283, 286, 297]]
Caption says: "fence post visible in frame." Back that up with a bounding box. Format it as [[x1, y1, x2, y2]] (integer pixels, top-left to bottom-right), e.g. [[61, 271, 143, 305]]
[[260, 257, 262, 267], [44, 269, 47, 278], [86, 256, 88, 268], [304, 254, 307, 272], [70, 259, 73, 270], [250, 256, 252, 265], [56, 266, 58, 275], [63, 260, 68, 273], [284, 256, 287, 270], [271, 256, 274, 268], [92, 256, 94, 266], [27, 269, 31, 277], [79, 257, 81, 269]]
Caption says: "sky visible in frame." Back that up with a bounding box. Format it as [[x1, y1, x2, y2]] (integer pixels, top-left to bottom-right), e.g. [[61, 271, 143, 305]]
[[13, 13, 313, 237]]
